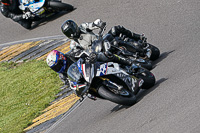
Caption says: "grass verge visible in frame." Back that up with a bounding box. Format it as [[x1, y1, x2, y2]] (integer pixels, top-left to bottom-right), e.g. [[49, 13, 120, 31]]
[[0, 60, 62, 133]]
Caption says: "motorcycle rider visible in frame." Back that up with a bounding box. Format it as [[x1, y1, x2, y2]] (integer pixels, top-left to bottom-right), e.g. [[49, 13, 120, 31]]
[[61, 19, 148, 57], [0, 0, 33, 29], [61, 19, 146, 72]]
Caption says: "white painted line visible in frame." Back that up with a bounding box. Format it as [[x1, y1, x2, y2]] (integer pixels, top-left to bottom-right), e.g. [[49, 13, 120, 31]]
[[45, 97, 87, 133]]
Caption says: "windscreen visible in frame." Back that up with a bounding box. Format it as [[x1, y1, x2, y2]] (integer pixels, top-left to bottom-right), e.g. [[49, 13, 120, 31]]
[[67, 62, 82, 82]]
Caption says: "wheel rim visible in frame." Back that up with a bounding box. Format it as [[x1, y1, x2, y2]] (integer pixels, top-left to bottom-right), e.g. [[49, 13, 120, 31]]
[[119, 89, 130, 96], [108, 87, 131, 97]]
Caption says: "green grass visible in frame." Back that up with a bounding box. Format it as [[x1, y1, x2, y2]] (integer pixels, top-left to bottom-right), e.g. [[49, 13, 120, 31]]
[[0, 60, 63, 133]]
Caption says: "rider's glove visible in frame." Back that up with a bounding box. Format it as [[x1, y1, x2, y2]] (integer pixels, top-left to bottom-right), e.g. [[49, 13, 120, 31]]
[[93, 19, 106, 29], [22, 12, 31, 19]]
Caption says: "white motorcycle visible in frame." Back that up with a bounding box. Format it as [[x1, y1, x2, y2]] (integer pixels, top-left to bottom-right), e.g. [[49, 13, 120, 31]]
[[19, 0, 73, 20]]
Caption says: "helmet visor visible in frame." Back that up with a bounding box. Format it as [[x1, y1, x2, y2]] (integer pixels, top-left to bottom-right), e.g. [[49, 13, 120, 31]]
[[62, 20, 79, 39], [64, 27, 76, 39], [51, 60, 64, 72]]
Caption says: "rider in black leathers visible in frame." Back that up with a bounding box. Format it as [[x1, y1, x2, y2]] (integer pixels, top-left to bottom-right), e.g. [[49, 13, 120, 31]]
[[0, 0, 33, 29]]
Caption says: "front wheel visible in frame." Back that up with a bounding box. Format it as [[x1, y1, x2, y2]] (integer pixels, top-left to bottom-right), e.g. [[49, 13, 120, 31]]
[[148, 43, 160, 61], [98, 86, 137, 106], [48, 1, 74, 11], [135, 68, 156, 89]]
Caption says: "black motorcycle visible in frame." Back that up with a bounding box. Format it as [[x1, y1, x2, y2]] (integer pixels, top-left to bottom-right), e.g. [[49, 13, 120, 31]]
[[116, 34, 160, 61], [94, 25, 154, 70], [91, 27, 156, 89]]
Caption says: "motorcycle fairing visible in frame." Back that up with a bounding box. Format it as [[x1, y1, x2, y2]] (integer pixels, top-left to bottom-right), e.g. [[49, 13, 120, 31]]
[[77, 59, 83, 74], [19, 0, 45, 13], [95, 62, 126, 76], [81, 63, 94, 83], [69, 80, 88, 96], [77, 59, 137, 93], [96, 62, 108, 76], [114, 73, 136, 92], [95, 62, 136, 92], [77, 59, 94, 83], [69, 81, 86, 91]]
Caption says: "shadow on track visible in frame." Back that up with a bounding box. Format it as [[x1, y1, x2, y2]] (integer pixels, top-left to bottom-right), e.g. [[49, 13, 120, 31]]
[[110, 78, 168, 112], [152, 50, 175, 69], [136, 78, 168, 102], [111, 104, 131, 112]]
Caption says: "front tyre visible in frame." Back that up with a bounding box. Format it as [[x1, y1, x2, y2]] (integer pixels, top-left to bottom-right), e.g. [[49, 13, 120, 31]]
[[148, 43, 160, 61], [136, 68, 156, 89], [98, 86, 137, 106]]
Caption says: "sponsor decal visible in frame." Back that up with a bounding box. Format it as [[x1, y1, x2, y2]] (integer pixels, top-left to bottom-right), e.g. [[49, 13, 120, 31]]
[[97, 63, 108, 76]]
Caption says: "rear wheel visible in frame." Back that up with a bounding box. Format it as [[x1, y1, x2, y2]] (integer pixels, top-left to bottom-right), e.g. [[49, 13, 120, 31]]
[[48, 1, 74, 11], [98, 86, 137, 106]]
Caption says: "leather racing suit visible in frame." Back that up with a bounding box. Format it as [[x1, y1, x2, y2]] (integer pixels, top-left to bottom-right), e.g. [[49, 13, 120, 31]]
[[69, 19, 144, 64]]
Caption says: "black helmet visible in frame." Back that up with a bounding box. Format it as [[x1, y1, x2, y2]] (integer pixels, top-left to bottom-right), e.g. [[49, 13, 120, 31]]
[[1, 0, 12, 5], [61, 20, 80, 39], [46, 50, 68, 73]]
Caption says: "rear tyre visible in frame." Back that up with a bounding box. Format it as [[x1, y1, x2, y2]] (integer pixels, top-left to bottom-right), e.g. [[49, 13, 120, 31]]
[[49, 1, 74, 11], [98, 86, 137, 106]]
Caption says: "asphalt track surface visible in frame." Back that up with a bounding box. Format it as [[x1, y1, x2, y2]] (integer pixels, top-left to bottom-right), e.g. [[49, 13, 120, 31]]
[[1, 0, 200, 133]]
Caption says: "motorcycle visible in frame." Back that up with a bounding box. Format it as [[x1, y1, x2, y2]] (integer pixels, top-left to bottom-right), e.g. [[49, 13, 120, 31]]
[[18, 0, 74, 20], [68, 58, 136, 106], [91, 28, 156, 89], [66, 24, 156, 106], [103, 34, 153, 70], [94, 25, 154, 70], [117, 34, 160, 61], [67, 52, 155, 106], [113, 46, 153, 70]]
